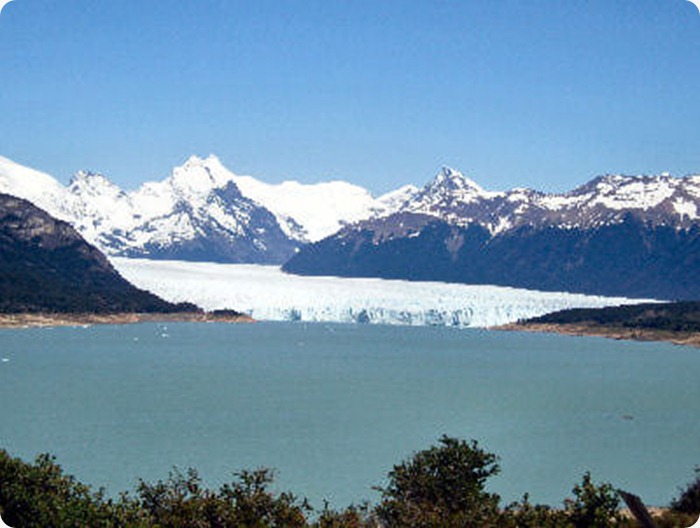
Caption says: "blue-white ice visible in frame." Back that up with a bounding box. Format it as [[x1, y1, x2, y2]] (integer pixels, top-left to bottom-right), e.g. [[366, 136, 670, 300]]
[[112, 258, 656, 328]]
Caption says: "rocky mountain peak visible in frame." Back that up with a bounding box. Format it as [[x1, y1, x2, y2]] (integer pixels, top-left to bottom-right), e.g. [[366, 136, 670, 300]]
[[0, 193, 80, 250], [3, 154, 700, 266], [431, 166, 484, 193], [168, 155, 237, 199], [69, 170, 124, 198], [181, 153, 226, 172]]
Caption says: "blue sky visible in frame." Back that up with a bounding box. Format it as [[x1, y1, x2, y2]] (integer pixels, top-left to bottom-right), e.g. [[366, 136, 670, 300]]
[[1, 0, 698, 194]]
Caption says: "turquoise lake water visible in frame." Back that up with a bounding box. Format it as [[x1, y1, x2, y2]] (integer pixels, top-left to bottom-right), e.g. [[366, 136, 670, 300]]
[[0, 322, 698, 509]]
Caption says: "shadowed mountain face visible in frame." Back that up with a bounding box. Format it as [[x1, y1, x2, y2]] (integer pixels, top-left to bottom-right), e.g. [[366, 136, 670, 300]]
[[283, 213, 700, 301], [0, 193, 197, 313]]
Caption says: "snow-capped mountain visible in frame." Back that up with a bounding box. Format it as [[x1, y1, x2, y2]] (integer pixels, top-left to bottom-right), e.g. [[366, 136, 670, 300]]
[[0, 155, 291, 263], [284, 166, 700, 300], [0, 154, 412, 263], [398, 166, 700, 235], [231, 171, 415, 242], [3, 152, 700, 277], [67, 170, 139, 247], [0, 156, 79, 223]]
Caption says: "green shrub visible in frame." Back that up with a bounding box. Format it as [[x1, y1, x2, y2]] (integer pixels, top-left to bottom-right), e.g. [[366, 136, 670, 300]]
[[563, 472, 622, 528], [671, 466, 700, 515], [374, 435, 501, 527], [2, 442, 697, 528], [135, 467, 310, 527], [0, 450, 125, 528], [501, 493, 571, 527]]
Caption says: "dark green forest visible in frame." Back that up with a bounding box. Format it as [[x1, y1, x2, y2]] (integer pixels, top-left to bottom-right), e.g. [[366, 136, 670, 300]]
[[1, 437, 698, 527], [525, 302, 700, 333]]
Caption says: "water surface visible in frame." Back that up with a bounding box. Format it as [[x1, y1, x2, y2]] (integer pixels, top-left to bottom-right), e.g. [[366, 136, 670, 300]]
[[0, 322, 697, 509]]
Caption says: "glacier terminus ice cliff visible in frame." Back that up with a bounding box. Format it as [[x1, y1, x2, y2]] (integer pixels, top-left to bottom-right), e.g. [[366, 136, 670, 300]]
[[112, 258, 652, 328]]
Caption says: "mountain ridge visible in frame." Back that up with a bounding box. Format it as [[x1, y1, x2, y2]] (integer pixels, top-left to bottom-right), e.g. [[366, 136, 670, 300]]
[[2, 155, 700, 274], [283, 167, 700, 300], [0, 155, 413, 263]]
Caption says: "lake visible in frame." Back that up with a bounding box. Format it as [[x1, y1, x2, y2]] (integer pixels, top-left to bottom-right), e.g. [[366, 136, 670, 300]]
[[0, 321, 698, 510]]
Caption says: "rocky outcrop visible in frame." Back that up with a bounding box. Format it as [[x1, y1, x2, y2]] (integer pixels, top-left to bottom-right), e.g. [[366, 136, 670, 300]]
[[0, 193, 198, 313]]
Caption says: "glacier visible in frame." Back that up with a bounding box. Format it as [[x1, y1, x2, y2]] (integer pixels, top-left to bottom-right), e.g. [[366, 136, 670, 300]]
[[112, 258, 656, 328]]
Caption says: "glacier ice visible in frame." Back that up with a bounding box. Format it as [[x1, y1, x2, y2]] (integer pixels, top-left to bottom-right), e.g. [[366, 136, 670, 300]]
[[112, 258, 656, 328]]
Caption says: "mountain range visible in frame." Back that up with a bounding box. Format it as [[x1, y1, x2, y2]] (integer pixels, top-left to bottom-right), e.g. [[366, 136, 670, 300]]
[[2, 155, 699, 300], [285, 168, 700, 300], [0, 155, 412, 263]]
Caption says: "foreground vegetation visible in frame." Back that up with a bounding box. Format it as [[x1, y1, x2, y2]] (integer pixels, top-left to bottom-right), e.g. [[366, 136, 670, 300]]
[[1, 437, 698, 527]]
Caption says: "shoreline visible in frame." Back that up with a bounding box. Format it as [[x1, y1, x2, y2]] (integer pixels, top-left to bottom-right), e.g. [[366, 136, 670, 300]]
[[0, 311, 255, 329], [5, 312, 699, 348], [495, 322, 700, 348]]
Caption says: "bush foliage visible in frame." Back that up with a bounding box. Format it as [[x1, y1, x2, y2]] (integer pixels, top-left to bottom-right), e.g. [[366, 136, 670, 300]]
[[671, 467, 700, 515], [375, 436, 501, 527], [1, 439, 698, 527]]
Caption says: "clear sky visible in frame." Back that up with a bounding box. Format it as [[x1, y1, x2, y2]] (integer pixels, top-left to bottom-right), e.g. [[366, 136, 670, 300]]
[[1, 0, 698, 194]]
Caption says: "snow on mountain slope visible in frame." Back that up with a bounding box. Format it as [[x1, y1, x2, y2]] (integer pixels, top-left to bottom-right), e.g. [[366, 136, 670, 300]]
[[0, 154, 410, 261], [107, 156, 298, 262], [232, 174, 380, 242], [0, 155, 299, 262], [67, 171, 140, 246], [112, 257, 653, 328], [0, 157, 143, 247], [403, 167, 506, 229], [560, 174, 700, 217], [3, 153, 699, 264], [231, 169, 419, 242], [398, 167, 700, 233], [373, 184, 421, 215], [126, 154, 238, 222], [0, 156, 77, 224], [155, 155, 417, 243]]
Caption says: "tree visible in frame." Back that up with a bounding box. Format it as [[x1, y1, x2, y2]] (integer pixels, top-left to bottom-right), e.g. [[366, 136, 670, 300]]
[[563, 472, 622, 528], [374, 435, 501, 527], [314, 501, 376, 528], [500, 493, 570, 528], [135, 467, 310, 527], [671, 466, 700, 515], [0, 450, 126, 528]]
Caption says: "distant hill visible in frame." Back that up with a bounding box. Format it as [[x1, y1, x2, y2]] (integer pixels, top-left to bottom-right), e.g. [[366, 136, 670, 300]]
[[507, 301, 700, 347], [0, 193, 198, 314], [525, 301, 700, 332]]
